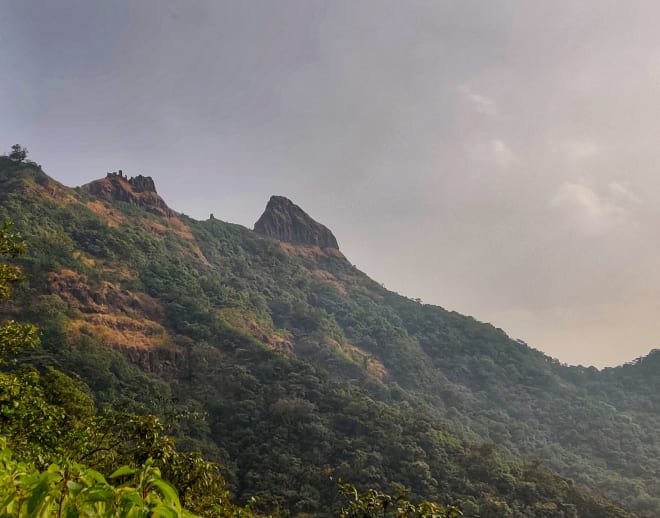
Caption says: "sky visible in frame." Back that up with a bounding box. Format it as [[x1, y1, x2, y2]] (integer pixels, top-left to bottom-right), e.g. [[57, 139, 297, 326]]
[[2, 1, 660, 367]]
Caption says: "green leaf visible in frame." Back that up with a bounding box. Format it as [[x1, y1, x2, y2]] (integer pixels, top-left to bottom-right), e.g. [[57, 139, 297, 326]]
[[151, 479, 180, 505], [25, 479, 49, 515], [109, 465, 138, 479], [63, 501, 80, 518], [79, 469, 107, 485], [150, 505, 178, 518], [66, 480, 84, 496]]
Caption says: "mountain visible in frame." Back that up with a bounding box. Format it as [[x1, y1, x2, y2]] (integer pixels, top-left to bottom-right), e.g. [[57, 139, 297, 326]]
[[254, 195, 341, 251], [84, 170, 175, 217], [0, 156, 657, 516]]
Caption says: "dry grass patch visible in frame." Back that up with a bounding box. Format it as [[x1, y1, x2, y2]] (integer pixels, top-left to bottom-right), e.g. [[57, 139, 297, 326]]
[[219, 307, 292, 351], [345, 343, 388, 379], [312, 269, 347, 294], [86, 200, 125, 227], [69, 313, 175, 350]]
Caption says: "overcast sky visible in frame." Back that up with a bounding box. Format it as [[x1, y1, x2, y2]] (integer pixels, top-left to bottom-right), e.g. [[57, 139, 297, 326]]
[[3, 1, 660, 367]]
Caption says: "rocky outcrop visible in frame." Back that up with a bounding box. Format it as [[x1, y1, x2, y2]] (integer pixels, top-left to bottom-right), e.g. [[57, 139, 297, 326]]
[[127, 174, 157, 193], [254, 196, 340, 250], [83, 171, 175, 217]]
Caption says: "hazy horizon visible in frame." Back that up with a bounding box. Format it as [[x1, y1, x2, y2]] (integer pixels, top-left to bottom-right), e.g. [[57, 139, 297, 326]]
[[3, 0, 660, 367]]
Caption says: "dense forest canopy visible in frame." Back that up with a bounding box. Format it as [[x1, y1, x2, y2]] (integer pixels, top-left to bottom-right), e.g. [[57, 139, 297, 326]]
[[0, 155, 653, 516]]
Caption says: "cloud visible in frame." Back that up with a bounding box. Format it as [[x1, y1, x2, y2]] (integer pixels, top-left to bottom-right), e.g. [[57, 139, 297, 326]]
[[468, 138, 519, 169], [551, 182, 628, 234], [560, 139, 601, 161], [491, 139, 518, 168], [607, 181, 641, 205], [460, 86, 498, 116]]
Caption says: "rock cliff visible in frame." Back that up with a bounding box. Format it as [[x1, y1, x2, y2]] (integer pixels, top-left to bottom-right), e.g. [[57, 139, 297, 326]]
[[254, 196, 340, 250], [83, 171, 175, 217]]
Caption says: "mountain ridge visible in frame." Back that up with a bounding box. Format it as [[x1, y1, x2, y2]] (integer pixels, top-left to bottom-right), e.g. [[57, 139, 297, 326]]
[[1, 156, 658, 516], [1, 159, 652, 370]]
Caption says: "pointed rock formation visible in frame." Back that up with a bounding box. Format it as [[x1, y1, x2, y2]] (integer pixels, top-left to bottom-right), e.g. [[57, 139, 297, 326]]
[[254, 196, 340, 250], [83, 171, 175, 217]]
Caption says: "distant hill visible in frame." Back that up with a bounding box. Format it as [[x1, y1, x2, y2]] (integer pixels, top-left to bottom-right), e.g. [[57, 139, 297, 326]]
[[1, 155, 656, 516]]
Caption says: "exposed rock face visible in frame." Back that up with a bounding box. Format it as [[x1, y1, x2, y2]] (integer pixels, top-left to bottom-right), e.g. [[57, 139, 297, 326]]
[[128, 174, 157, 193], [254, 196, 340, 250], [84, 172, 175, 217]]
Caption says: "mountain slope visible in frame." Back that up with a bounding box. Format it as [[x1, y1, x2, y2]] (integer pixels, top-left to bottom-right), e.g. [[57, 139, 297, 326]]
[[0, 156, 650, 516]]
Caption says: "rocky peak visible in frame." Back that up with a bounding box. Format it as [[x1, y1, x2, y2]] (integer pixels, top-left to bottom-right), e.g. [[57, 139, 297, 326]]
[[83, 171, 174, 217], [127, 174, 156, 193], [254, 196, 340, 250]]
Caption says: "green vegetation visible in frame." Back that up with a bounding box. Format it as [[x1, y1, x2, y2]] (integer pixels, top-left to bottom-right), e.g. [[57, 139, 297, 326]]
[[0, 219, 248, 517], [0, 451, 196, 518], [336, 483, 461, 518], [7, 144, 27, 163], [0, 156, 648, 516]]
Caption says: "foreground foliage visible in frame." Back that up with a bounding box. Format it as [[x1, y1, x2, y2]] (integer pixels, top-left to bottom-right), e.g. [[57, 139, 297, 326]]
[[0, 448, 195, 518]]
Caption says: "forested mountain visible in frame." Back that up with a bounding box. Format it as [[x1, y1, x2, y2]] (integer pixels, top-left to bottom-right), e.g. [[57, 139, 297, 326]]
[[0, 156, 656, 516]]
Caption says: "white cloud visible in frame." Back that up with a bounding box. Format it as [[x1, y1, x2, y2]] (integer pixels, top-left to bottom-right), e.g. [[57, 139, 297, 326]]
[[491, 139, 518, 168], [607, 181, 641, 205], [467, 138, 520, 169], [459, 86, 498, 116], [560, 139, 601, 161], [551, 182, 628, 234]]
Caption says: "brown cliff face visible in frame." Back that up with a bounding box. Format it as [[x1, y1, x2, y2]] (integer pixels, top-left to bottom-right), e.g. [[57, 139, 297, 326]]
[[83, 172, 175, 217], [254, 196, 340, 250]]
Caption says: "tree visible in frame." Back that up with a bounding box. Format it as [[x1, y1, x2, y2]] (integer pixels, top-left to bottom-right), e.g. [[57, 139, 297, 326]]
[[8, 144, 27, 162], [337, 482, 462, 518], [0, 220, 38, 359]]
